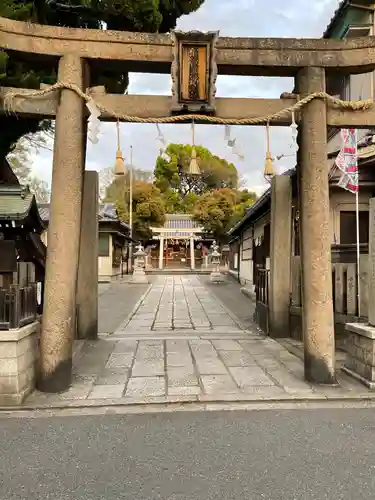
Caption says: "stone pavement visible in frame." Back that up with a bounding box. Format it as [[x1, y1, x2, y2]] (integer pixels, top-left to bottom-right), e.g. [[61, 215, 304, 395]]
[[117, 275, 246, 336], [98, 280, 149, 335], [24, 275, 375, 408]]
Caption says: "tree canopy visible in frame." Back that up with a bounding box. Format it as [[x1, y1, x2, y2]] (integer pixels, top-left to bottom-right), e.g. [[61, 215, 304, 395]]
[[154, 144, 239, 199], [105, 174, 165, 241], [102, 142, 256, 243], [153, 143, 257, 239], [193, 188, 257, 241], [0, 0, 205, 161]]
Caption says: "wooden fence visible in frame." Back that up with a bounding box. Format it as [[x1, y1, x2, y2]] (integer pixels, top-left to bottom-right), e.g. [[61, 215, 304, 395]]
[[255, 268, 270, 306], [0, 284, 38, 330], [290, 256, 369, 318], [255, 268, 270, 334]]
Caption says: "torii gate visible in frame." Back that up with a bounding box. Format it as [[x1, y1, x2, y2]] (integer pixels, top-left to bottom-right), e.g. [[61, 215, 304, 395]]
[[1, 16, 375, 392]]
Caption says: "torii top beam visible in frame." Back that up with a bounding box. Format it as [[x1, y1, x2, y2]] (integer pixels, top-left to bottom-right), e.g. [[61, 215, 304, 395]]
[[2, 16, 375, 76]]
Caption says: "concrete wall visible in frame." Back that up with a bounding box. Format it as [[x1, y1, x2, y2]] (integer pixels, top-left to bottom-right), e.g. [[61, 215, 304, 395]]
[[239, 227, 253, 286], [0, 322, 39, 405]]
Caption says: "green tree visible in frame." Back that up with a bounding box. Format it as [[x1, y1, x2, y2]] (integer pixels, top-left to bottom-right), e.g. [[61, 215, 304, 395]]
[[0, 0, 205, 161], [154, 144, 238, 199], [193, 188, 257, 242], [105, 176, 165, 241]]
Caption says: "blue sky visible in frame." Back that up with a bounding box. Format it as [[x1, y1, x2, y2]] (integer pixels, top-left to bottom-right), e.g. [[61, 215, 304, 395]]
[[29, 0, 341, 196]]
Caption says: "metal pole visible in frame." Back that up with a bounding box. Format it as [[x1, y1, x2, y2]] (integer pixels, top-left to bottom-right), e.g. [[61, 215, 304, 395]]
[[355, 190, 361, 318], [128, 145, 133, 273]]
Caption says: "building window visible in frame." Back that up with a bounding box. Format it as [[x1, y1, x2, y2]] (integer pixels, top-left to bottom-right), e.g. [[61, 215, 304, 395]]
[[99, 233, 110, 256], [340, 211, 369, 245], [344, 25, 372, 38], [327, 74, 350, 101], [343, 25, 373, 101]]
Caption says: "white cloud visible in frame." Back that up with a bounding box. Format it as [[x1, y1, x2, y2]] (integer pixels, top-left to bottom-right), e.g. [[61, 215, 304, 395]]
[[29, 0, 342, 194]]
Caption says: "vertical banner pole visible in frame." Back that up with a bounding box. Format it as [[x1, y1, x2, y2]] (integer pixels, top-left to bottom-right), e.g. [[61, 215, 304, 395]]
[[356, 190, 361, 318]]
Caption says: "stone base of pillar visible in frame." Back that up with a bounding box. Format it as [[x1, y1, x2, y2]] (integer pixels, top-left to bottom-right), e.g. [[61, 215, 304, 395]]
[[210, 271, 224, 283], [130, 268, 149, 284], [343, 323, 375, 388]]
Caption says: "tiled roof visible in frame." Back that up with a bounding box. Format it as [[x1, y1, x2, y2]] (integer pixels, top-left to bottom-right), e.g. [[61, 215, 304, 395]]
[[323, 0, 372, 38], [38, 203, 50, 222], [99, 203, 130, 231], [0, 186, 34, 219], [0, 185, 46, 231], [227, 168, 296, 236], [323, 0, 348, 38], [98, 203, 116, 221], [39, 202, 130, 232], [165, 214, 200, 230]]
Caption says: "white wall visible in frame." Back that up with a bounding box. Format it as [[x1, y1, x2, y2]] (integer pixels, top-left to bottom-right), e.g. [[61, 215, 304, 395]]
[[239, 226, 253, 285], [98, 233, 113, 282]]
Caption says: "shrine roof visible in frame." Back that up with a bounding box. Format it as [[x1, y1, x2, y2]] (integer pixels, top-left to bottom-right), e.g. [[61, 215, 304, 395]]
[[0, 185, 46, 229], [164, 214, 200, 230]]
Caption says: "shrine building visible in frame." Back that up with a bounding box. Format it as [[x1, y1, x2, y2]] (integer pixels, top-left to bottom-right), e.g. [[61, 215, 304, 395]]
[[146, 214, 214, 270]]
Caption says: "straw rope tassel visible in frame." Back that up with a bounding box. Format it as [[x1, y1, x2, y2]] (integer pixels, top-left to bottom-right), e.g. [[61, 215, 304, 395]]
[[264, 122, 275, 177], [114, 119, 126, 176], [189, 119, 200, 175]]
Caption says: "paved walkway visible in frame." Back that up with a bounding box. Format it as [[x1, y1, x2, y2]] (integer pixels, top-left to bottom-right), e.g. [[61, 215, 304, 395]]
[[25, 275, 375, 408], [98, 281, 149, 335]]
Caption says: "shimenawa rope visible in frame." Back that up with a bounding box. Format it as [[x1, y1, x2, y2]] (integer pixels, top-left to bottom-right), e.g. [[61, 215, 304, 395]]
[[3, 81, 374, 125]]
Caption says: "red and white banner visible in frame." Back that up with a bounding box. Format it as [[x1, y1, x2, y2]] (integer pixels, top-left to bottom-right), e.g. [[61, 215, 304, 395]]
[[335, 128, 359, 193]]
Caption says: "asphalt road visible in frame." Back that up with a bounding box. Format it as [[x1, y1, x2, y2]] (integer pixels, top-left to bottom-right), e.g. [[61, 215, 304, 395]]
[[2, 408, 375, 500]]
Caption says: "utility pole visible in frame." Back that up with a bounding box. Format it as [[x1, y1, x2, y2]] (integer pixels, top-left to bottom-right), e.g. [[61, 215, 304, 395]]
[[128, 145, 133, 273]]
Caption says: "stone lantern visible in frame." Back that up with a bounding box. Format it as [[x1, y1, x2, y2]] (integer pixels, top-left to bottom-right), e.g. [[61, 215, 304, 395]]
[[210, 240, 224, 283], [130, 242, 148, 284]]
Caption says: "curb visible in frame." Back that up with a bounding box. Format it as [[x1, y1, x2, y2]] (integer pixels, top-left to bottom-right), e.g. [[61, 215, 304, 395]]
[[3, 392, 375, 414]]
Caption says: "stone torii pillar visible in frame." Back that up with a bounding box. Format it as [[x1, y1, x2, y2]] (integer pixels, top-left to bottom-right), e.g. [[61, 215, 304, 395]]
[[159, 237, 164, 270], [76, 170, 99, 340], [38, 55, 88, 392], [269, 174, 292, 338], [190, 236, 195, 270], [296, 67, 336, 384]]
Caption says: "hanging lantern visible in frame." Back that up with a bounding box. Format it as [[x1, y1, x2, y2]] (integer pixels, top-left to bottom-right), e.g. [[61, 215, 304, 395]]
[[189, 120, 201, 175], [114, 120, 126, 177], [264, 122, 275, 181]]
